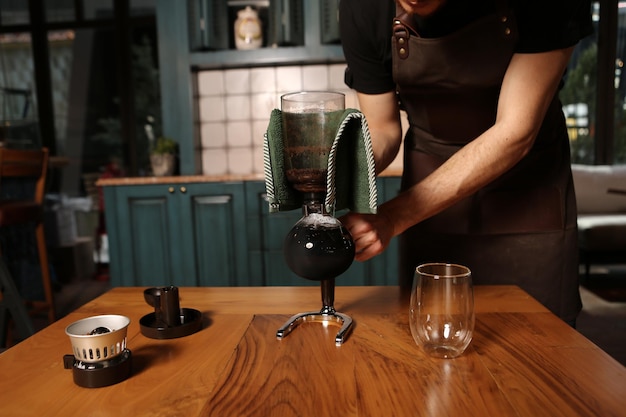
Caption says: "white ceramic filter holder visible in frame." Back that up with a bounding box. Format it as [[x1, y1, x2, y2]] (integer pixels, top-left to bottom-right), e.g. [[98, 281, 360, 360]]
[[65, 315, 130, 363]]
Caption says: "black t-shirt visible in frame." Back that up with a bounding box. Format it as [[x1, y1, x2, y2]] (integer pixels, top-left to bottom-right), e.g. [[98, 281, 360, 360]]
[[339, 0, 594, 94]]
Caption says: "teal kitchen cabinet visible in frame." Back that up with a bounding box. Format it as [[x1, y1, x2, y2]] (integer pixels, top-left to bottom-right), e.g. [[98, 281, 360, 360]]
[[102, 180, 249, 287], [244, 181, 304, 286], [102, 176, 401, 287], [371, 176, 402, 285], [245, 177, 402, 286]]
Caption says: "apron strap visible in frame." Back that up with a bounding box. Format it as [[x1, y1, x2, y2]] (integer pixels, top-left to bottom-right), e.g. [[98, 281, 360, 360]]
[[393, 4, 419, 59]]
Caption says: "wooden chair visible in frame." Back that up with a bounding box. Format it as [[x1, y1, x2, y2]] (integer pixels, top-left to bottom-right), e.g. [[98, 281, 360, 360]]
[[0, 147, 55, 335], [0, 255, 35, 347]]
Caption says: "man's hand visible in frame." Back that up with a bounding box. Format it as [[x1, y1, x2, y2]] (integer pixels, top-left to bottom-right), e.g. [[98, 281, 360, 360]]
[[340, 211, 395, 261]]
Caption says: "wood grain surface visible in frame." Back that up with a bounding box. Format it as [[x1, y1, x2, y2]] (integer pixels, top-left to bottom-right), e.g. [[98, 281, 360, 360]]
[[1, 286, 624, 417]]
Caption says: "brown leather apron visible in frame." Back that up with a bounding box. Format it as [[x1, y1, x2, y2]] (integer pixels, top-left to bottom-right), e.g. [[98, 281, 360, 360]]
[[392, 3, 580, 322]]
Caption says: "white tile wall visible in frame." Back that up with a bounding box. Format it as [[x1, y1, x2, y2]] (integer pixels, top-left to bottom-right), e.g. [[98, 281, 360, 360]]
[[200, 122, 226, 148], [226, 121, 252, 147], [197, 71, 224, 95], [302, 65, 329, 90], [198, 96, 225, 122], [195, 63, 402, 176], [201, 148, 228, 175], [250, 67, 276, 93], [224, 69, 251, 94], [276, 66, 303, 93]]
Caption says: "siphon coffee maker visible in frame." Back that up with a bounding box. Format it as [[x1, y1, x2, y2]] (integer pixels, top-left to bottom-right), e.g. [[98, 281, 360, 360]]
[[275, 91, 355, 345]]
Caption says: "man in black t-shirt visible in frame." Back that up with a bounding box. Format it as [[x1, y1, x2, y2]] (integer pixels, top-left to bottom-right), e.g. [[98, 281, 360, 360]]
[[338, 0, 593, 324]]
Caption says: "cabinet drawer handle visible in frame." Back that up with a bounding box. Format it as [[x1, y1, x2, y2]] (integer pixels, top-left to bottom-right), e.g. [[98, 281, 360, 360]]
[[168, 187, 175, 193], [198, 195, 231, 204], [180, 186, 187, 193]]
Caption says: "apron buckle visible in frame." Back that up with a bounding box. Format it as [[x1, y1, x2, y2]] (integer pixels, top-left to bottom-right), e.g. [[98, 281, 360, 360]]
[[393, 20, 410, 59]]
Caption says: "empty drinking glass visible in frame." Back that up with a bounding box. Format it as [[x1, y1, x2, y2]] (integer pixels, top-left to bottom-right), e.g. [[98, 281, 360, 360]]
[[409, 263, 474, 359]]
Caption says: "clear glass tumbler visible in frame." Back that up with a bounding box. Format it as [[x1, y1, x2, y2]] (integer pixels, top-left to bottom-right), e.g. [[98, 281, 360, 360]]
[[409, 263, 474, 359]]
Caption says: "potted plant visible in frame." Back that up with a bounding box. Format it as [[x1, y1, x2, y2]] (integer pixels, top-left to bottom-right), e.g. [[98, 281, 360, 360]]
[[150, 136, 177, 176]]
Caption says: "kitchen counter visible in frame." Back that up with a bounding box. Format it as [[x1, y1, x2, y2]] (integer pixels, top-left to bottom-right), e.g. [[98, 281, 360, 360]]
[[1, 285, 625, 417], [95, 168, 403, 187], [96, 173, 265, 187]]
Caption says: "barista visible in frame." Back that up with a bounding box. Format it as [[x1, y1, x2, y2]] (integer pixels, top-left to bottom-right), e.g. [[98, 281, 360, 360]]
[[338, 0, 593, 324]]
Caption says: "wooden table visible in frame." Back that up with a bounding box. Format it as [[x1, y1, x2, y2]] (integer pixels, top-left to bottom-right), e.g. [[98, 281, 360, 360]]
[[1, 286, 625, 416]]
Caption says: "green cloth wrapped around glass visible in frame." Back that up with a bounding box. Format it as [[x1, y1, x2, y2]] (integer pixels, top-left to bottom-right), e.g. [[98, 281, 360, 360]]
[[263, 103, 378, 214]]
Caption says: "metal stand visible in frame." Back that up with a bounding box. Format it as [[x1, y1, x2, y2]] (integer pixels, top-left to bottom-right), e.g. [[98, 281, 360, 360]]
[[276, 279, 353, 345]]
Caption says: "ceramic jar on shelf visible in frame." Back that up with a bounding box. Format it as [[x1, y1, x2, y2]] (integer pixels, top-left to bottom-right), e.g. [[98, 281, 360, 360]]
[[234, 6, 262, 50]]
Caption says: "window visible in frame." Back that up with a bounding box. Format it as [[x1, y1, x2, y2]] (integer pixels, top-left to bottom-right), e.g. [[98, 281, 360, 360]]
[[562, 1, 626, 165], [0, 0, 160, 197]]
